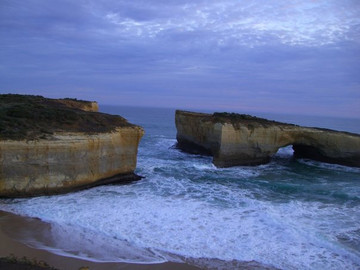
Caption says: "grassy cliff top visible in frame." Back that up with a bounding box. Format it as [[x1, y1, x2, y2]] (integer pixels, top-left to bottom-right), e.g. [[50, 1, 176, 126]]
[[0, 94, 134, 140], [176, 110, 291, 126], [212, 112, 296, 127], [176, 110, 359, 135]]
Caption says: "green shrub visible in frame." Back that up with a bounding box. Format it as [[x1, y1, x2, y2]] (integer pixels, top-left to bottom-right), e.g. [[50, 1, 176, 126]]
[[0, 94, 132, 140]]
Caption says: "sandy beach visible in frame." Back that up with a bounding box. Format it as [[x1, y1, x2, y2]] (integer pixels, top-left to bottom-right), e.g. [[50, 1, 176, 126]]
[[0, 210, 279, 270], [0, 210, 201, 270]]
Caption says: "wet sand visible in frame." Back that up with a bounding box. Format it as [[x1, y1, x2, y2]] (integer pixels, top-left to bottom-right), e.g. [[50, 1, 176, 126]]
[[0, 210, 200, 270]]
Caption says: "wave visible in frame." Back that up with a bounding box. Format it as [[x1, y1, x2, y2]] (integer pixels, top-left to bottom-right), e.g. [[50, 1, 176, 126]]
[[297, 158, 360, 173], [1, 183, 360, 269]]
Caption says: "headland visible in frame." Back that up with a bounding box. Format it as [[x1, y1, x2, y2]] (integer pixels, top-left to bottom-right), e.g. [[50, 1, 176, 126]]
[[0, 94, 144, 197]]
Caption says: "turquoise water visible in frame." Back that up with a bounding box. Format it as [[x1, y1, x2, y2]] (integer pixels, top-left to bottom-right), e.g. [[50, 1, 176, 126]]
[[1, 106, 360, 269]]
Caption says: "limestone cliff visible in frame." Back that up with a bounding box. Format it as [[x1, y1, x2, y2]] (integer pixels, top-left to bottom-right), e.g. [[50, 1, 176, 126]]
[[0, 94, 144, 197], [55, 98, 99, 112], [176, 110, 360, 168]]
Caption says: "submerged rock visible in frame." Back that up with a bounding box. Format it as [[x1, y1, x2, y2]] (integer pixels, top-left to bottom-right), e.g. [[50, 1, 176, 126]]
[[0, 94, 144, 197], [175, 110, 360, 168]]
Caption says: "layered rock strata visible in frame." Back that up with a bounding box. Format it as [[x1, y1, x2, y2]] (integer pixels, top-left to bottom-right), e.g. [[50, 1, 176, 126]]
[[0, 94, 144, 197], [176, 110, 360, 168], [55, 98, 99, 112]]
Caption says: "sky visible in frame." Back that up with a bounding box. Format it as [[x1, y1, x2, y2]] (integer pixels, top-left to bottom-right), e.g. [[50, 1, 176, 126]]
[[0, 0, 359, 118]]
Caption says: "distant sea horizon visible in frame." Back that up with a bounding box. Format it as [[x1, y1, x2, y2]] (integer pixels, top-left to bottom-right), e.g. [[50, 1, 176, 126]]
[[101, 104, 360, 134]]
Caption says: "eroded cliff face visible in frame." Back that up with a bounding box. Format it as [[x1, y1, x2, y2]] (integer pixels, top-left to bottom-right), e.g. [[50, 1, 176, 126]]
[[175, 111, 221, 155], [0, 127, 144, 197], [176, 110, 360, 168], [0, 94, 144, 197], [55, 98, 99, 112]]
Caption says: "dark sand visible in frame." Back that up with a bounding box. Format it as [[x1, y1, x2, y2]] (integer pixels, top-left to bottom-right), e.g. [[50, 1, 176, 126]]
[[0, 211, 200, 270]]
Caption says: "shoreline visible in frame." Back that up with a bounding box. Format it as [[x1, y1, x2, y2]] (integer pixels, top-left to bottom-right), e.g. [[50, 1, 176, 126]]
[[0, 210, 200, 270], [0, 210, 278, 270]]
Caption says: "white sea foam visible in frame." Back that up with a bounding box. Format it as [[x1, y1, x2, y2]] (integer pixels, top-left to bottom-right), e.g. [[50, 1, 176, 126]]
[[1, 181, 360, 269], [298, 158, 360, 173], [192, 163, 217, 171], [17, 221, 167, 263]]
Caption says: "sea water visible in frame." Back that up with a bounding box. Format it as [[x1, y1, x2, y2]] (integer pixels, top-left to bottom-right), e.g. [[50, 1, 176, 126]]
[[1, 106, 360, 270]]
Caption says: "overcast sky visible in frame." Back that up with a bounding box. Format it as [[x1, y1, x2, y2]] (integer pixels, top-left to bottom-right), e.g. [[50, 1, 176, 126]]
[[1, 0, 359, 118]]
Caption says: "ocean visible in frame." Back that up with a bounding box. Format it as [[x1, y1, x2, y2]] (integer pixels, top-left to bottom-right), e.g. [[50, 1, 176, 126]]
[[1, 106, 360, 270]]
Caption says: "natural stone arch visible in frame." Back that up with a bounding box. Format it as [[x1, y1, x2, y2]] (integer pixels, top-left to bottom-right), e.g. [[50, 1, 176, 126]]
[[176, 110, 360, 168]]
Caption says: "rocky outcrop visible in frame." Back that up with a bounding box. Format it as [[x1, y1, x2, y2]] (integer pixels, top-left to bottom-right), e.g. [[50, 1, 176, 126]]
[[0, 94, 144, 197], [176, 110, 360, 168], [55, 98, 99, 112], [0, 128, 143, 197]]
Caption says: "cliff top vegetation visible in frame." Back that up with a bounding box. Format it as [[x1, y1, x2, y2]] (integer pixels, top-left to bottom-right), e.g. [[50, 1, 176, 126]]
[[0, 94, 134, 140], [177, 110, 359, 135], [176, 110, 296, 130], [212, 112, 295, 128]]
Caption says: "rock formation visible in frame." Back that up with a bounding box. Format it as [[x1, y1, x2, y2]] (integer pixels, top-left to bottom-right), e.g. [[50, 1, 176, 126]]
[[176, 110, 360, 168], [0, 94, 144, 197], [55, 98, 99, 112]]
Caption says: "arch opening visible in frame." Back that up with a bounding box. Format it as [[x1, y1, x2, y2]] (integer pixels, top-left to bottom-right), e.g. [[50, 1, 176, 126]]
[[273, 145, 294, 160]]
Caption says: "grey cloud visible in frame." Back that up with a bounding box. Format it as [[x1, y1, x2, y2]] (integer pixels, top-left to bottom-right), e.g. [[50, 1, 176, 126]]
[[91, 0, 360, 46], [0, 0, 359, 117]]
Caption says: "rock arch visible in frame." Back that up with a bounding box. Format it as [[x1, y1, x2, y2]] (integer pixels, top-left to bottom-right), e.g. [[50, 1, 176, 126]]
[[176, 110, 360, 168]]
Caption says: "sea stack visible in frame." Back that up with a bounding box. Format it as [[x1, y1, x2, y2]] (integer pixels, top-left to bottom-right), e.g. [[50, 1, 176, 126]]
[[175, 110, 360, 168], [0, 94, 144, 197]]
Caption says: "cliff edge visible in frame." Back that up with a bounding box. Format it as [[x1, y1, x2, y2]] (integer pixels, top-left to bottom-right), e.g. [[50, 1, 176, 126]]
[[0, 94, 144, 197], [175, 110, 360, 168], [55, 97, 99, 112]]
